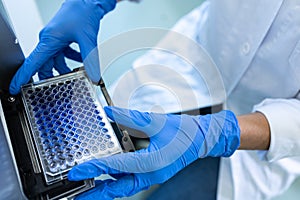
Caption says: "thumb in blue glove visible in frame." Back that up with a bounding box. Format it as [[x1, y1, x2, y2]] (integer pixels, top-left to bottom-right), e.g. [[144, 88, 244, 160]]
[[68, 106, 240, 200], [9, 0, 116, 95]]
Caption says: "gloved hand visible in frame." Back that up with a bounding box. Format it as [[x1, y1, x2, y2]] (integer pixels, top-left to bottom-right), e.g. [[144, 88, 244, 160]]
[[9, 0, 116, 95], [68, 106, 240, 200]]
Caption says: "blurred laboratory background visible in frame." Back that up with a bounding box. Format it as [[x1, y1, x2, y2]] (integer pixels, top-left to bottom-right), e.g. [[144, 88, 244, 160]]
[[2, 0, 300, 199]]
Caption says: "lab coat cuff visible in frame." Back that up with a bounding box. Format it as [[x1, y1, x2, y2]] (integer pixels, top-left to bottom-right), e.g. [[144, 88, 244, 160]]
[[253, 98, 300, 162]]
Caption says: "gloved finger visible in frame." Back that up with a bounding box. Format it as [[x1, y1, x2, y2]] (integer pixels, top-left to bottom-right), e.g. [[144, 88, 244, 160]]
[[63, 46, 82, 62], [68, 156, 130, 181], [9, 38, 65, 95], [37, 51, 71, 80], [104, 106, 152, 131], [37, 59, 55, 80], [104, 106, 168, 138], [78, 35, 100, 83], [74, 179, 115, 200], [109, 172, 131, 179], [53, 51, 72, 75], [68, 145, 172, 178], [75, 174, 148, 200]]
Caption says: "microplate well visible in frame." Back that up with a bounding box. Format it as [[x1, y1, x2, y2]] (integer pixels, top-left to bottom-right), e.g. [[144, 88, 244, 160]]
[[21, 70, 122, 185]]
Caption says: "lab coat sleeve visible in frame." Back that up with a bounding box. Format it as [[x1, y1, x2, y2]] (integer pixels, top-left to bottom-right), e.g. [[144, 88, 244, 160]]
[[253, 98, 300, 162]]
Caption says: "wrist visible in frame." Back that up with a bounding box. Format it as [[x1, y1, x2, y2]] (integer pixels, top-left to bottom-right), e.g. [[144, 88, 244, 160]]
[[237, 112, 270, 150], [198, 110, 240, 158]]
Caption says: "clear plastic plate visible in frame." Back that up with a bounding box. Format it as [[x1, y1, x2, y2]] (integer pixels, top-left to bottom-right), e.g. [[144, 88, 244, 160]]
[[21, 70, 122, 185]]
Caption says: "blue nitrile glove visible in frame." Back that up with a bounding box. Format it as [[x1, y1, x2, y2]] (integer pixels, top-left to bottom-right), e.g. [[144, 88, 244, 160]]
[[68, 106, 240, 200], [9, 0, 116, 95]]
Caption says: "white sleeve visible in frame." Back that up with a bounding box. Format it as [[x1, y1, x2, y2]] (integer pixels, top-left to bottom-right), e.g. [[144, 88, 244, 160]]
[[253, 98, 300, 162]]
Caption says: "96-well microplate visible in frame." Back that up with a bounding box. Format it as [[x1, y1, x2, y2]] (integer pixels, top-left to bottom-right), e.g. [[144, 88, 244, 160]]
[[21, 71, 122, 184]]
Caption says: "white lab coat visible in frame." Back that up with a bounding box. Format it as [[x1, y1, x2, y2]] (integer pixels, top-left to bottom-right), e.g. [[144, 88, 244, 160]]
[[107, 0, 300, 199]]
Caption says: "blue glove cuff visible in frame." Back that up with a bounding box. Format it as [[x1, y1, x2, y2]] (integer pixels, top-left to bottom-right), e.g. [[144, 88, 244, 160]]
[[198, 110, 240, 158]]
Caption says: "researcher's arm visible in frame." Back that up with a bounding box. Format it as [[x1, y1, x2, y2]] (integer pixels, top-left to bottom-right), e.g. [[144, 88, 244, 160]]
[[235, 98, 300, 159], [67, 105, 288, 200], [68, 101, 300, 200]]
